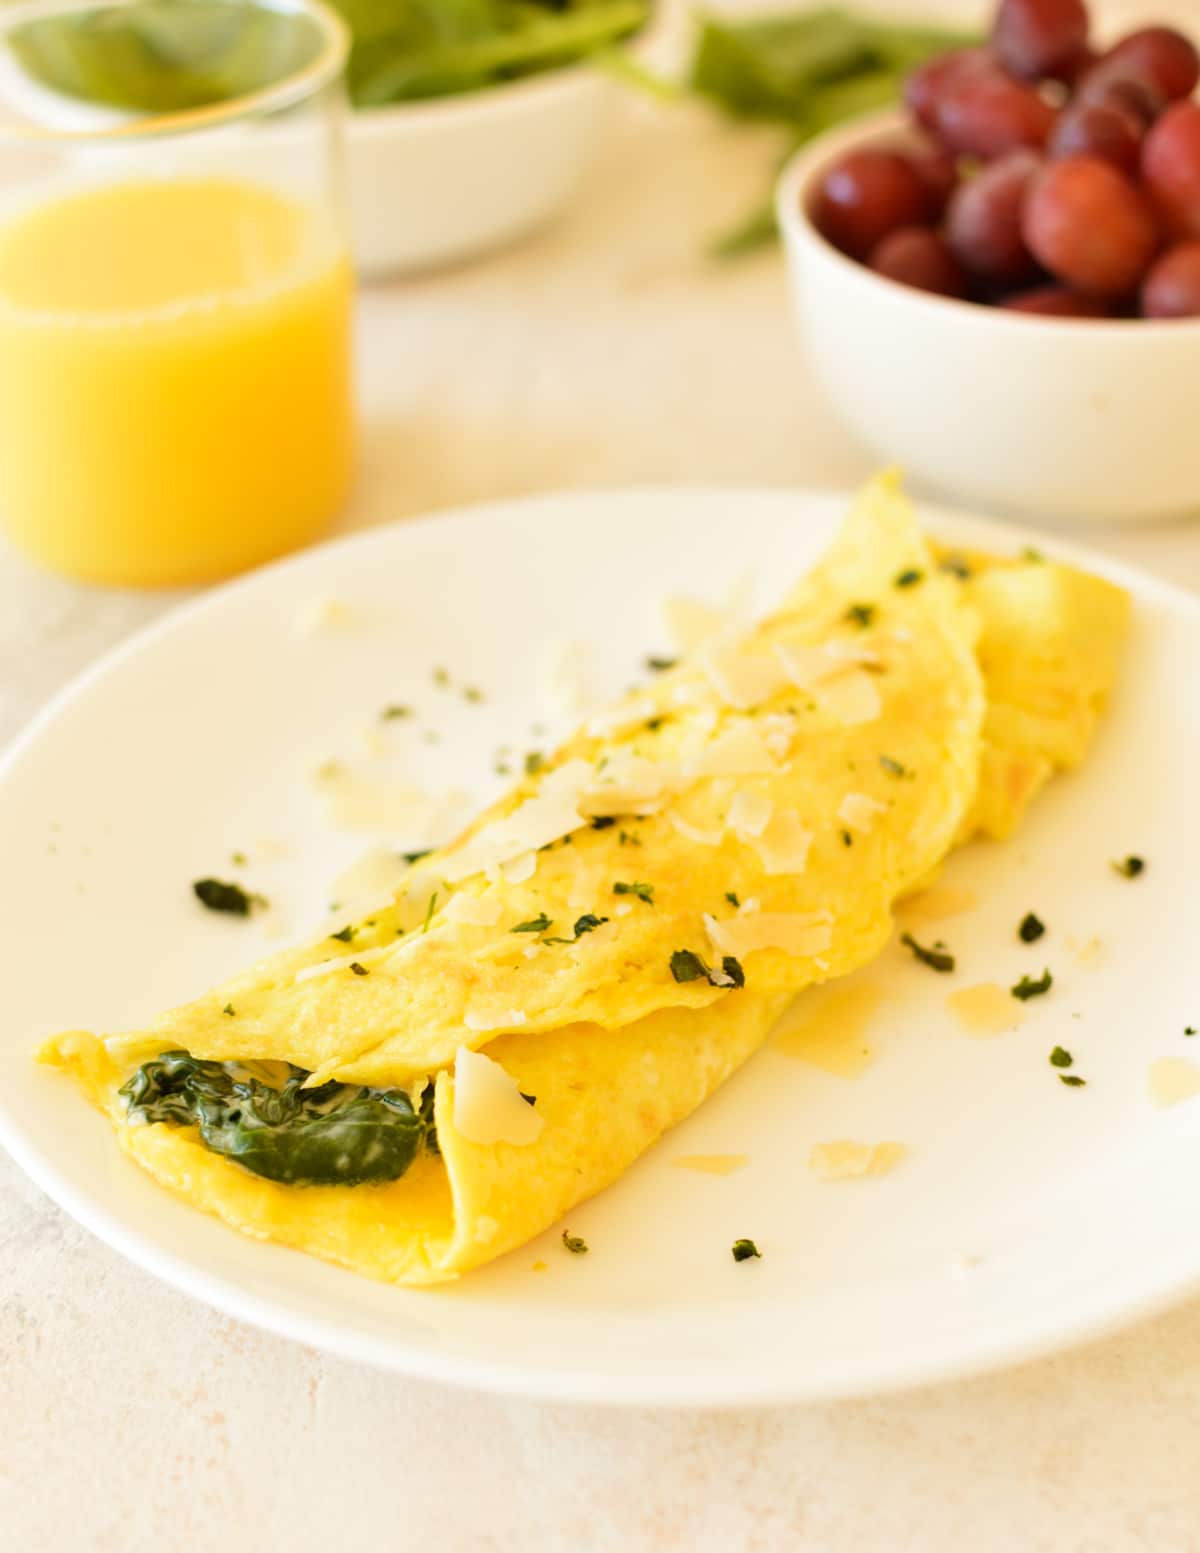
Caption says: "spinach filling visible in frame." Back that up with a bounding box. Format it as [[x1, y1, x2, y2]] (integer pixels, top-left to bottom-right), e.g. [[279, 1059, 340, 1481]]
[[119, 1050, 435, 1187]]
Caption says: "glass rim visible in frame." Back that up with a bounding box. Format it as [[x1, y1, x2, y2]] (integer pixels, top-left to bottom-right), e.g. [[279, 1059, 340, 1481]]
[[0, 0, 350, 142]]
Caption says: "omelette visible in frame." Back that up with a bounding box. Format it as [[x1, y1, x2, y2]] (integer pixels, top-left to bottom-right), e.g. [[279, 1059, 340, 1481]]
[[40, 474, 1130, 1285]]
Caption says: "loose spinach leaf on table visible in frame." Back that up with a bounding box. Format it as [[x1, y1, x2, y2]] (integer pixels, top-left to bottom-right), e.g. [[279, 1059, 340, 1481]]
[[120, 1050, 435, 1187]]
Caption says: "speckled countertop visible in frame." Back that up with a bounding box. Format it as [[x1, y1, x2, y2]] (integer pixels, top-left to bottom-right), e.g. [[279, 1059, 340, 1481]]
[[6, 3, 1200, 1546]]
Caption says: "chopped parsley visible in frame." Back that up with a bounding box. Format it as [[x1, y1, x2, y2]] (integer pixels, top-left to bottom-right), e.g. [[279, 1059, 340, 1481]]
[[1059, 1074, 1087, 1088], [844, 602, 876, 628], [192, 877, 263, 916], [1021, 546, 1045, 563], [381, 704, 412, 720], [939, 553, 972, 579], [731, 1238, 761, 1262], [1049, 1045, 1073, 1069], [402, 848, 431, 865], [349, 961, 369, 977], [520, 1092, 537, 1107], [894, 568, 923, 588], [512, 913, 553, 934], [463, 686, 484, 704], [590, 816, 616, 831], [222, 1003, 235, 1017], [1111, 854, 1145, 878], [841, 829, 853, 847], [1186, 1027, 1197, 1038], [432, 666, 450, 688], [613, 880, 654, 905], [329, 925, 355, 943], [879, 754, 907, 779], [524, 750, 545, 777], [230, 850, 248, 867], [494, 761, 512, 776], [562, 1230, 588, 1254], [422, 892, 438, 933], [725, 891, 740, 908], [900, 932, 955, 973], [1012, 968, 1053, 1001], [543, 914, 609, 945], [669, 949, 745, 988], [645, 655, 678, 673], [618, 829, 641, 847], [1018, 912, 1046, 944], [644, 716, 665, 732]]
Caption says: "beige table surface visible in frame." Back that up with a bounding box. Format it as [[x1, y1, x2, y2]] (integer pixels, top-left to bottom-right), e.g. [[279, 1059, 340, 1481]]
[[6, 3, 1200, 1548]]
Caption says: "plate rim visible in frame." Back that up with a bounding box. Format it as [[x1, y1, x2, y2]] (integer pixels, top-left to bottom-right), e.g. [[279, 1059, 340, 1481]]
[[3, 482, 1199, 1409]]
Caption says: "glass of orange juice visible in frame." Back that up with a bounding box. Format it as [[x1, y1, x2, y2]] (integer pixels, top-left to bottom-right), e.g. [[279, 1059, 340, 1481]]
[[0, 0, 353, 585]]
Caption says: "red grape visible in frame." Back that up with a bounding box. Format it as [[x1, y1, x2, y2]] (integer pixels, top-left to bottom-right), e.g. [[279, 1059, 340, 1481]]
[[1077, 66, 1166, 125], [946, 150, 1042, 286], [933, 71, 1057, 159], [905, 48, 994, 132], [909, 149, 959, 217], [811, 149, 931, 259], [993, 0, 1089, 81], [1000, 285, 1112, 316], [869, 226, 969, 298], [1023, 155, 1159, 297], [1101, 27, 1200, 103], [1048, 99, 1143, 172], [1142, 101, 1200, 238], [1141, 241, 1200, 317]]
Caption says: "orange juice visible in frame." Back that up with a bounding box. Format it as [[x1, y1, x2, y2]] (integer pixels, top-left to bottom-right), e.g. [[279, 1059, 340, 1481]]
[[0, 176, 353, 585]]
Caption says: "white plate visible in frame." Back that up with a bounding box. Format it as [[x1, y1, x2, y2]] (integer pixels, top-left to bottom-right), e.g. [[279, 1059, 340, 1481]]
[[2, 488, 1198, 1408]]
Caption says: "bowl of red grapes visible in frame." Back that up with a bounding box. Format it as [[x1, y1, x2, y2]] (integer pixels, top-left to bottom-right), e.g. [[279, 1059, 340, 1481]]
[[776, 0, 1200, 522]]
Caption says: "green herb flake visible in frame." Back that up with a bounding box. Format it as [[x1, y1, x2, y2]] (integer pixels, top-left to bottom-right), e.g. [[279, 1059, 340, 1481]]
[[422, 892, 438, 934], [349, 961, 369, 977], [562, 1230, 588, 1255], [613, 880, 654, 905], [939, 554, 972, 579], [1049, 1045, 1073, 1069], [1186, 1027, 1197, 1038], [1012, 968, 1053, 1001], [432, 666, 450, 688], [618, 829, 641, 847], [644, 716, 665, 732], [329, 925, 355, 943], [463, 686, 484, 704], [590, 816, 616, 830], [670, 949, 707, 983], [512, 913, 553, 934], [572, 913, 608, 937], [524, 751, 545, 777], [844, 602, 876, 628], [192, 877, 262, 917], [222, 1003, 235, 1017], [879, 754, 907, 778], [1021, 546, 1045, 563], [402, 848, 431, 865], [731, 1238, 761, 1262], [900, 932, 955, 973], [381, 704, 412, 721], [645, 655, 678, 673], [725, 891, 740, 908], [894, 568, 924, 588], [1059, 1074, 1087, 1088], [230, 850, 248, 867], [841, 829, 853, 847], [1019, 912, 1046, 944], [1111, 854, 1146, 879]]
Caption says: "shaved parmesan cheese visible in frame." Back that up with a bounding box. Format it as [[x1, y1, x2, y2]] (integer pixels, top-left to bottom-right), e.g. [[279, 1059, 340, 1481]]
[[462, 1008, 528, 1033], [294, 945, 393, 985], [294, 596, 349, 636], [444, 894, 503, 928], [704, 910, 832, 960], [502, 852, 537, 885], [775, 638, 881, 690], [818, 669, 882, 726], [750, 809, 813, 875], [1148, 1056, 1200, 1108], [580, 753, 682, 816], [321, 772, 467, 841], [539, 638, 593, 719], [727, 790, 773, 839], [668, 811, 724, 847], [687, 725, 777, 779], [326, 844, 411, 921], [739, 897, 761, 914], [760, 713, 798, 760], [809, 1141, 906, 1180], [439, 761, 592, 882], [838, 792, 887, 833], [453, 1047, 544, 1146], [699, 642, 788, 711]]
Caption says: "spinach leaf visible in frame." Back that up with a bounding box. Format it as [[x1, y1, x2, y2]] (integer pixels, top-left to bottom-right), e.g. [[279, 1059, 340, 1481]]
[[120, 1050, 433, 1187]]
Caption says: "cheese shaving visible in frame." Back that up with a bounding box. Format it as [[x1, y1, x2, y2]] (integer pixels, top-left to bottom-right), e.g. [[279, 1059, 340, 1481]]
[[668, 811, 724, 847], [699, 641, 788, 711], [439, 761, 592, 882], [727, 790, 773, 839], [809, 1141, 907, 1180], [704, 910, 832, 960], [818, 668, 882, 726], [444, 894, 503, 928], [462, 1008, 528, 1033], [687, 725, 777, 779], [837, 792, 888, 833], [662, 594, 732, 655], [750, 809, 813, 875], [586, 697, 657, 741], [502, 852, 537, 885], [452, 1047, 544, 1147]]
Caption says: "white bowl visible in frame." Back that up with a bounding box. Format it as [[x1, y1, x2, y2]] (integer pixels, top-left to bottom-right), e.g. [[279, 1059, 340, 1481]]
[[776, 110, 1200, 527], [347, 67, 610, 276]]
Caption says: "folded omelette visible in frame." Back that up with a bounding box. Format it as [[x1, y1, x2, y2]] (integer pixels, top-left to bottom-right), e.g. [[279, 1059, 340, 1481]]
[[41, 474, 1129, 1284]]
